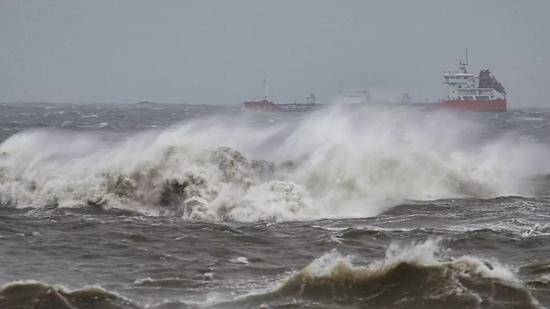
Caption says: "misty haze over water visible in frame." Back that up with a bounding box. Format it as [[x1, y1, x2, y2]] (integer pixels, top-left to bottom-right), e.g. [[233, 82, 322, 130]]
[[1, 1, 549, 107]]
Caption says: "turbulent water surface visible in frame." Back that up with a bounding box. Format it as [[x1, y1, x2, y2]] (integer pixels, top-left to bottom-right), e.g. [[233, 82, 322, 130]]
[[1, 102, 550, 308]]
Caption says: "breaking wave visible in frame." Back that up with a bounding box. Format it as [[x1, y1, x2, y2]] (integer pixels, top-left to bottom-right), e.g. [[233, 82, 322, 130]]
[[0, 105, 548, 221], [0, 281, 138, 309], [228, 239, 541, 308]]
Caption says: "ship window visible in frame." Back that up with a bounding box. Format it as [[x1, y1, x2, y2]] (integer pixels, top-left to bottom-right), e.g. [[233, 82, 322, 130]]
[[458, 85, 462, 88]]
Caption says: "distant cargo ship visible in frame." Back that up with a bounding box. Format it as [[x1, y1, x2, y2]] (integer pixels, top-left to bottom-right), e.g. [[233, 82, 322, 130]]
[[244, 54, 508, 112], [243, 99, 281, 112], [439, 53, 507, 112], [243, 80, 323, 112]]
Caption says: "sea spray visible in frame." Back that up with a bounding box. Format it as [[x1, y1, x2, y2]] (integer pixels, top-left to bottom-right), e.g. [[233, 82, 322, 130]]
[[0, 105, 548, 221]]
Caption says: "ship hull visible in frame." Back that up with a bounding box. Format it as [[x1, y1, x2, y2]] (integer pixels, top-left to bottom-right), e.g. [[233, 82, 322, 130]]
[[439, 99, 507, 112], [243, 100, 281, 112], [244, 101, 324, 112]]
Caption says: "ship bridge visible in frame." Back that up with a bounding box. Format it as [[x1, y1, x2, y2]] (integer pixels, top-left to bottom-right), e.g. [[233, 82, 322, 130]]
[[443, 61, 505, 101], [440, 53, 507, 112]]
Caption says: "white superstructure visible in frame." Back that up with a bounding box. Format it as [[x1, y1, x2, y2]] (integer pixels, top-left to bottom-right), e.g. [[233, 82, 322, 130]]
[[443, 57, 506, 101]]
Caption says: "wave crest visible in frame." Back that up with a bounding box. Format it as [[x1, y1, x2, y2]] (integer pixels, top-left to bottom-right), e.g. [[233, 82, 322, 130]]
[[1, 107, 549, 221], [230, 239, 540, 308], [0, 281, 138, 309]]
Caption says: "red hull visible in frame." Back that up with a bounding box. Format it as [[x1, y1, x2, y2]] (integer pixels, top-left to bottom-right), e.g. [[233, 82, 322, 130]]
[[439, 99, 507, 112], [243, 100, 281, 112]]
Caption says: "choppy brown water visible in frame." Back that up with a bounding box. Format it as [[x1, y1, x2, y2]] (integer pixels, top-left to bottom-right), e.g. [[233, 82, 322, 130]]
[[1, 102, 549, 308]]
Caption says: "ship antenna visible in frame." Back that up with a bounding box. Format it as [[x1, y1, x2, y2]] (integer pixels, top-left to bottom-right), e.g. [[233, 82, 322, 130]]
[[459, 49, 469, 73], [263, 79, 268, 100]]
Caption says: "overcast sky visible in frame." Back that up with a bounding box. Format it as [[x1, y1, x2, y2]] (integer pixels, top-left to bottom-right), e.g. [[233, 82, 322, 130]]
[[1, 1, 549, 107]]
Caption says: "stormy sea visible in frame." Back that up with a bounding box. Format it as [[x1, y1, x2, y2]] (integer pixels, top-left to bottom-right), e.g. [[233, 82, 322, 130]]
[[1, 102, 550, 309]]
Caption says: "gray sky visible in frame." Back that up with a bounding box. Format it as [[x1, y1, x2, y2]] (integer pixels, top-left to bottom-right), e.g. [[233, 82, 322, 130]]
[[1, 1, 549, 107]]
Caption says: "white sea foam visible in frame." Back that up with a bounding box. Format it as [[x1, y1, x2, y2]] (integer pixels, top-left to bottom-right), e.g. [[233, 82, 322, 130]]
[[224, 239, 540, 308], [0, 280, 135, 308], [229, 257, 250, 264], [0, 105, 548, 221], [297, 238, 519, 285]]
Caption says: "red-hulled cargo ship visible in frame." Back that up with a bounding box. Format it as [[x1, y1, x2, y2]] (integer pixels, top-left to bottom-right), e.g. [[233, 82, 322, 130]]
[[243, 99, 281, 111], [440, 54, 507, 112], [244, 55, 508, 112], [243, 79, 323, 112], [243, 79, 281, 111]]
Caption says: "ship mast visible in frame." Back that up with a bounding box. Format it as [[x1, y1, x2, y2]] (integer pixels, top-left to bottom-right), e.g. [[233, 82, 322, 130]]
[[263, 79, 268, 100], [459, 49, 469, 73]]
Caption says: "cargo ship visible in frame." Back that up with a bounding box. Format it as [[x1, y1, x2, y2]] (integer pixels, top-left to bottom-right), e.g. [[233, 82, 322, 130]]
[[244, 54, 508, 112], [440, 53, 507, 112], [243, 95, 323, 112], [243, 80, 324, 112]]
